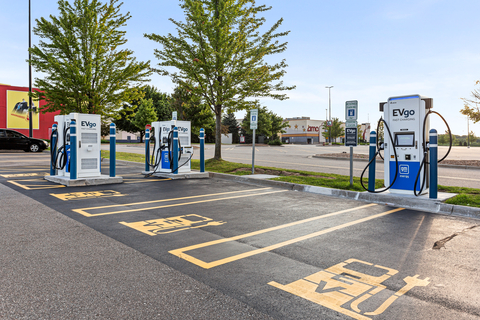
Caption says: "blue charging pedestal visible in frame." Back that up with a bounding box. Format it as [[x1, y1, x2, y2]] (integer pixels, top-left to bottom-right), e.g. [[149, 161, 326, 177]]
[[50, 124, 57, 176], [429, 129, 438, 199], [368, 131, 376, 192], [200, 128, 205, 172], [172, 127, 179, 174], [110, 123, 116, 177], [145, 129, 150, 172], [69, 121, 77, 180]]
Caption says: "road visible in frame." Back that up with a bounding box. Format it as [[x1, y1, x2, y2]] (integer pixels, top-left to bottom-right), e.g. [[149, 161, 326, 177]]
[[1, 151, 479, 319], [105, 144, 480, 189]]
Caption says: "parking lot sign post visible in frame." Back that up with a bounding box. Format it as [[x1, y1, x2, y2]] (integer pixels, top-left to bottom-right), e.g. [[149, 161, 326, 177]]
[[250, 109, 258, 174], [345, 101, 358, 187]]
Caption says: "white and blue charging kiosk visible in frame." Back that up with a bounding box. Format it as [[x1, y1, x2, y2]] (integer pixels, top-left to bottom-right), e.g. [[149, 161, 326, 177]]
[[381, 95, 432, 194]]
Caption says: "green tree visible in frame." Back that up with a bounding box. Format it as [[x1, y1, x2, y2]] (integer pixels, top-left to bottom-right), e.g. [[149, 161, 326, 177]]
[[322, 118, 342, 143], [267, 111, 288, 141], [132, 99, 158, 142], [114, 86, 171, 142], [29, 0, 151, 116], [461, 81, 480, 123], [357, 124, 363, 143], [170, 86, 216, 143], [242, 106, 272, 138], [145, 0, 295, 160], [222, 112, 240, 143]]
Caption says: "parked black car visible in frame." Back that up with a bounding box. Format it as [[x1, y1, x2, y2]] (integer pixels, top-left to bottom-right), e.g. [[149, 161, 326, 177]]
[[0, 129, 49, 152]]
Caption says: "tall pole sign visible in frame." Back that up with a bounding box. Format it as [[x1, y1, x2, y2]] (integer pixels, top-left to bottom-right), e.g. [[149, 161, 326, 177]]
[[345, 100, 358, 187], [250, 109, 258, 174]]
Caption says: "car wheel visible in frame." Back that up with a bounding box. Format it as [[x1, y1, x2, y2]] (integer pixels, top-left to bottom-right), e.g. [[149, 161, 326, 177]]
[[29, 143, 40, 152]]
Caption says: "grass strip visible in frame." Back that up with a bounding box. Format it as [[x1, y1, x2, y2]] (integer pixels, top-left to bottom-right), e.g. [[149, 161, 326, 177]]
[[103, 151, 480, 207]]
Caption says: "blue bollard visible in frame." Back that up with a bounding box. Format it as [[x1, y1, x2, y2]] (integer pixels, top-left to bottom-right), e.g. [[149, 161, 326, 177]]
[[70, 121, 77, 180], [200, 128, 205, 172], [173, 127, 179, 174], [110, 123, 116, 177], [429, 129, 438, 199], [145, 129, 150, 172], [368, 131, 377, 192], [50, 124, 57, 176]]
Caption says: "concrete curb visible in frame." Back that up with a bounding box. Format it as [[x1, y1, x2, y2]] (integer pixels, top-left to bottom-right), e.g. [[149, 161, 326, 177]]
[[313, 155, 480, 170], [209, 172, 480, 220]]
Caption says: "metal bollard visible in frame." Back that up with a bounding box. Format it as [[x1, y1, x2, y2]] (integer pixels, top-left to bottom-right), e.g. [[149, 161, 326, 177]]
[[368, 131, 376, 192], [70, 121, 77, 180], [429, 129, 438, 199], [110, 123, 116, 177], [50, 124, 57, 176], [145, 129, 150, 172], [173, 127, 179, 174], [200, 128, 205, 172]]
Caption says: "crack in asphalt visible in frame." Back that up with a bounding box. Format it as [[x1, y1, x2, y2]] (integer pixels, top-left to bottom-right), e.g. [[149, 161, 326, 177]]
[[433, 225, 479, 250]]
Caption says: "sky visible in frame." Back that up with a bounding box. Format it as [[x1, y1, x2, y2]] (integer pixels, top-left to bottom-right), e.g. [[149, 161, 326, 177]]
[[1, 0, 480, 136]]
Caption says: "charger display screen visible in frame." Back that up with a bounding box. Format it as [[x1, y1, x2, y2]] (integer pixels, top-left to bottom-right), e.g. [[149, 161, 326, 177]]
[[394, 133, 415, 147]]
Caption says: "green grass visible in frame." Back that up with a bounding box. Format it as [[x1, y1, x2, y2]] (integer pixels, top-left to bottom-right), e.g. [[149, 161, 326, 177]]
[[103, 151, 480, 207], [439, 186, 480, 207]]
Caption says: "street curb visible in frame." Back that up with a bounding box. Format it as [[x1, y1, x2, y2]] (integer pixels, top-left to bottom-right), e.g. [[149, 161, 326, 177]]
[[209, 172, 480, 220], [313, 155, 480, 171]]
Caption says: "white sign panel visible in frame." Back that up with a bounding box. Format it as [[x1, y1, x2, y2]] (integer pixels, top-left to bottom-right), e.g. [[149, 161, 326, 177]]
[[250, 109, 258, 130], [345, 101, 358, 121]]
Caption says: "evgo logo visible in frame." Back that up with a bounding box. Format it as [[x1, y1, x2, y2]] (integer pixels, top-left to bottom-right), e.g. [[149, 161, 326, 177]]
[[399, 165, 409, 174]]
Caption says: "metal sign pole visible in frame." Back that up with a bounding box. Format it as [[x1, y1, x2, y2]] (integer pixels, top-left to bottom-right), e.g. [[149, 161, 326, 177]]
[[350, 146, 353, 187], [252, 128, 256, 174]]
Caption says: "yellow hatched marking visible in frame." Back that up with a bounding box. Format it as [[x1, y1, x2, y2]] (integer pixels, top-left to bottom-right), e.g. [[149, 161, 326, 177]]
[[169, 204, 389, 269], [120, 214, 226, 236], [72, 187, 275, 217], [269, 258, 430, 319], [7, 179, 65, 190], [51, 190, 127, 201]]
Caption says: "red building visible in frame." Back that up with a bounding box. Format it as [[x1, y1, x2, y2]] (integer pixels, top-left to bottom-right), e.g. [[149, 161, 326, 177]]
[[0, 84, 59, 140]]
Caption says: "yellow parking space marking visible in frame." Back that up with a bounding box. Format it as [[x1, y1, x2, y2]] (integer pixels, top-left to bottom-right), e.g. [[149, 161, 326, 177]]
[[7, 179, 65, 190], [169, 204, 397, 269], [72, 187, 277, 217], [269, 258, 430, 320], [51, 190, 127, 201], [123, 178, 171, 184], [120, 214, 225, 236], [1, 172, 48, 178]]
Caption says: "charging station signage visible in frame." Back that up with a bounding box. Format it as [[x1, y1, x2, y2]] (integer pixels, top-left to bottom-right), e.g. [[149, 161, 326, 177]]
[[345, 127, 357, 147], [345, 100, 358, 121], [250, 109, 258, 130]]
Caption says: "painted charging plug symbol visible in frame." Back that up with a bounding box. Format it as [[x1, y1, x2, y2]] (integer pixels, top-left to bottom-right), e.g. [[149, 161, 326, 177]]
[[269, 258, 430, 320]]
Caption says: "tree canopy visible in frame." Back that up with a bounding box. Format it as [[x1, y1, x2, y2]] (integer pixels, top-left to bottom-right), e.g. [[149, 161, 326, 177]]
[[145, 0, 295, 159], [29, 0, 151, 116], [322, 118, 343, 142], [461, 81, 480, 123], [242, 106, 287, 141]]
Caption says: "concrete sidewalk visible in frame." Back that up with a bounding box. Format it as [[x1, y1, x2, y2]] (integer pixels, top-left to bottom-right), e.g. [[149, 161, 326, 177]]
[[0, 183, 272, 319]]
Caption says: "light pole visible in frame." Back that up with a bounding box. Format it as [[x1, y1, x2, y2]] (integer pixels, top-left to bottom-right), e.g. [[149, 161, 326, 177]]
[[325, 86, 333, 144], [28, 0, 33, 137], [467, 116, 470, 148]]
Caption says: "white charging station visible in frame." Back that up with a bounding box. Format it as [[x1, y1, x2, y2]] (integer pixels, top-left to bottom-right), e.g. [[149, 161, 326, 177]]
[[52, 113, 102, 178], [150, 120, 193, 173], [381, 95, 432, 194]]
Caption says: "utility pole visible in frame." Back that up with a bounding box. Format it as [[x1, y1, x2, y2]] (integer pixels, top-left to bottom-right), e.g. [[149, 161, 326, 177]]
[[28, 0, 33, 137], [467, 116, 470, 148], [325, 86, 333, 144]]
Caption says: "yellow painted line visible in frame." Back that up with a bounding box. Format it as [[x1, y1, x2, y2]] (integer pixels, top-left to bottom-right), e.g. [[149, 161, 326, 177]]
[[72, 187, 276, 217], [1, 172, 48, 178], [7, 179, 65, 190], [51, 190, 127, 201], [169, 204, 394, 269], [124, 178, 171, 184]]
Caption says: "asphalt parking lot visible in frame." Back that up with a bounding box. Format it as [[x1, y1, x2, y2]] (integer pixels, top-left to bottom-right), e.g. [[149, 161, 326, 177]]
[[1, 151, 480, 319]]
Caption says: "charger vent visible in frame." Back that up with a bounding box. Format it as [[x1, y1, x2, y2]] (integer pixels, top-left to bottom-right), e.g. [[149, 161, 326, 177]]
[[82, 133, 98, 144], [81, 158, 98, 170]]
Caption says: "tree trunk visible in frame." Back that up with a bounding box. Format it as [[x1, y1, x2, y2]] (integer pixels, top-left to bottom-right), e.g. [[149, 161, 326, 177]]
[[214, 105, 222, 160]]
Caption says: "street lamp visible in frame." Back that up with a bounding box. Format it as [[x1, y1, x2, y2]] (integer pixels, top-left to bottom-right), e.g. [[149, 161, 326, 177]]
[[28, 0, 33, 137], [325, 86, 333, 144]]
